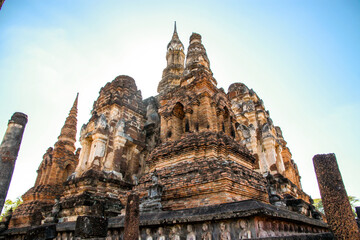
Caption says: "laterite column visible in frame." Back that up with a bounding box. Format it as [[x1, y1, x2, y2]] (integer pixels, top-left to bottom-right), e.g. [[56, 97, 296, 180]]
[[313, 153, 360, 239], [0, 112, 28, 213]]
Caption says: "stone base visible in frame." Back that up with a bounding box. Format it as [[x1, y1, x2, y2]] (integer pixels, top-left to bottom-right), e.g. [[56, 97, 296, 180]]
[[139, 198, 162, 212], [58, 192, 124, 222], [58, 169, 133, 222], [1, 200, 331, 240], [24, 224, 56, 240], [138, 132, 269, 211], [74, 216, 108, 238], [9, 200, 53, 228]]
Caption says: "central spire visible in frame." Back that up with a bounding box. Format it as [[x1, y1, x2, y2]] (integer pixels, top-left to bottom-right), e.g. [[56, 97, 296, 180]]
[[167, 21, 183, 51], [157, 23, 185, 94]]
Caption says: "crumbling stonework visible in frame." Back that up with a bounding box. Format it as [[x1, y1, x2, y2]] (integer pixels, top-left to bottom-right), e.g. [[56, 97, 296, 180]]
[[228, 83, 309, 205], [313, 153, 360, 239], [0, 112, 27, 213], [9, 95, 79, 228], [1, 25, 332, 239], [53, 75, 146, 223]]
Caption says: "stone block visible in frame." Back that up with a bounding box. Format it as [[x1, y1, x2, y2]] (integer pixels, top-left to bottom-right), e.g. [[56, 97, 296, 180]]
[[24, 224, 56, 240], [74, 216, 108, 238]]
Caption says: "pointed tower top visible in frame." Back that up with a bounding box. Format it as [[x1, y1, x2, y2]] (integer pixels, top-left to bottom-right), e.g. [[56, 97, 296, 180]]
[[167, 22, 183, 50], [56, 93, 79, 151], [158, 23, 186, 94], [70, 92, 79, 114]]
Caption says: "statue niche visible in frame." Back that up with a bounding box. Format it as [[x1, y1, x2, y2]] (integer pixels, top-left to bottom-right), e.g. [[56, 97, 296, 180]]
[[139, 170, 164, 212], [171, 102, 185, 140]]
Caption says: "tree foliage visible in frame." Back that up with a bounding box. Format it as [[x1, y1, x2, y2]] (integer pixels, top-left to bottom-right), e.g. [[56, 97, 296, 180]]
[[0, 197, 22, 221], [313, 196, 359, 217]]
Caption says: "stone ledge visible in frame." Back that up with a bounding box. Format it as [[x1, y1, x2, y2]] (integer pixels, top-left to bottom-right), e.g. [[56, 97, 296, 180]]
[[108, 199, 328, 228]]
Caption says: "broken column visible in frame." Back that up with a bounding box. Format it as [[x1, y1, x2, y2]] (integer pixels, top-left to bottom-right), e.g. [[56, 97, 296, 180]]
[[0, 112, 28, 213], [313, 153, 360, 239], [124, 191, 140, 240]]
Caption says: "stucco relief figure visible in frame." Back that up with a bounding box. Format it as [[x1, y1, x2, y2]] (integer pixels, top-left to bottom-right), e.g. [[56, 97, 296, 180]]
[[61, 232, 67, 239], [44, 198, 61, 223], [186, 225, 196, 240], [262, 123, 270, 133], [238, 124, 251, 140], [273, 222, 282, 236], [116, 119, 126, 137], [238, 220, 251, 239], [113, 230, 120, 240], [219, 222, 231, 240], [146, 228, 153, 240], [158, 227, 165, 240], [279, 222, 286, 236], [80, 124, 87, 138], [257, 220, 268, 238], [242, 100, 254, 112], [145, 100, 160, 126], [42, 147, 53, 166], [149, 171, 163, 198], [266, 222, 275, 237], [170, 225, 181, 240], [95, 114, 108, 131], [201, 223, 212, 240], [139, 170, 163, 212], [106, 230, 112, 240], [151, 171, 159, 184]]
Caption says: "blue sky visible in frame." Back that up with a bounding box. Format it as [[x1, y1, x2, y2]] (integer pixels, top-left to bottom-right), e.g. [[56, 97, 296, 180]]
[[0, 0, 359, 203]]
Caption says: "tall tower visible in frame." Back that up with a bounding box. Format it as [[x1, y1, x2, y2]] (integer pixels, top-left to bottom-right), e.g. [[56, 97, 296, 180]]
[[138, 32, 269, 211], [57, 75, 146, 222], [157, 22, 185, 94], [9, 95, 79, 228]]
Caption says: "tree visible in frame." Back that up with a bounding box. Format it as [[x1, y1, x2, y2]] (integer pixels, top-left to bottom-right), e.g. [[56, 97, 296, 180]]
[[313, 198, 324, 214], [313, 196, 359, 217], [0, 197, 22, 221]]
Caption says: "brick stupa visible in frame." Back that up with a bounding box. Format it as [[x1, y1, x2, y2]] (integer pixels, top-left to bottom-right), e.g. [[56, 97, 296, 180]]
[[3, 25, 333, 239]]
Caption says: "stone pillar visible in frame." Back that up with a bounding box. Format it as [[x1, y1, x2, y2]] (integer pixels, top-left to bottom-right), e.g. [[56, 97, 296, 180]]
[[275, 145, 285, 174], [124, 192, 140, 240], [313, 153, 360, 240], [87, 133, 107, 168], [263, 138, 277, 172], [75, 139, 91, 176], [0, 112, 27, 213]]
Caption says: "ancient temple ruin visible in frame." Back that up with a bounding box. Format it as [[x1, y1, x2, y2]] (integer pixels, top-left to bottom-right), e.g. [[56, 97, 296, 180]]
[[1, 25, 334, 239]]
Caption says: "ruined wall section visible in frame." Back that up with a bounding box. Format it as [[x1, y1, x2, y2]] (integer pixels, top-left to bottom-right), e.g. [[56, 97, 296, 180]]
[[228, 83, 310, 205], [139, 132, 269, 210], [76, 75, 146, 181], [9, 95, 79, 228], [57, 75, 146, 222]]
